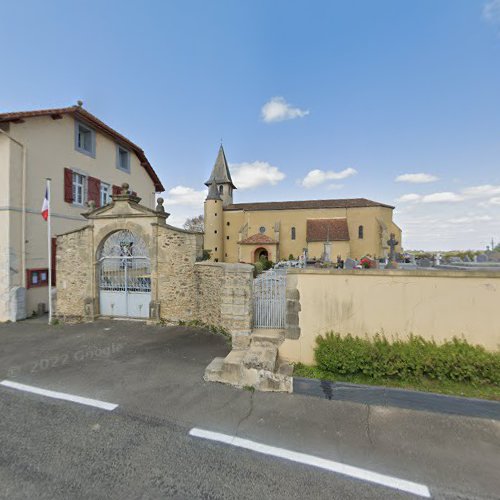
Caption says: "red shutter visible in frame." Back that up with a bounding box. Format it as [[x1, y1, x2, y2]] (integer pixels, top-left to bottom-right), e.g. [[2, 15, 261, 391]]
[[64, 168, 73, 203], [51, 237, 57, 286], [87, 176, 101, 208], [112, 185, 121, 196]]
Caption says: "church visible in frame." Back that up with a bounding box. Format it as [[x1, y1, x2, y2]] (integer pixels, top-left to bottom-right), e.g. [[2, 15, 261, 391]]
[[203, 146, 402, 264]]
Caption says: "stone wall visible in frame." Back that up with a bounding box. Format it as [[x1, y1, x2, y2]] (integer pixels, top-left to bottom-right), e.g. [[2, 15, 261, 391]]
[[55, 226, 93, 321], [280, 268, 500, 364], [156, 224, 199, 323], [194, 262, 254, 332], [54, 203, 253, 333]]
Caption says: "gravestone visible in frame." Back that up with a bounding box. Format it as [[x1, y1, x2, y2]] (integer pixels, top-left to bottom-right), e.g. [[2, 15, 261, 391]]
[[385, 233, 399, 269], [449, 256, 462, 263], [463, 255, 471, 262], [477, 253, 489, 263], [344, 258, 357, 270]]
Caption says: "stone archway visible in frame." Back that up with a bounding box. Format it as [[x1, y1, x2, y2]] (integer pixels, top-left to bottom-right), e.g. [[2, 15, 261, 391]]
[[97, 229, 151, 318], [254, 247, 269, 262]]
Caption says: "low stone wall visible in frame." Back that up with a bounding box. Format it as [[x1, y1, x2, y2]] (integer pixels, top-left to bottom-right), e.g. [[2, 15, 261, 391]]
[[280, 269, 500, 365], [194, 261, 253, 333]]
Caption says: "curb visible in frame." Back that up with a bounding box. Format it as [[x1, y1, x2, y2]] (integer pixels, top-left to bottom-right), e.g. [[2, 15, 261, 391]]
[[293, 377, 500, 421]]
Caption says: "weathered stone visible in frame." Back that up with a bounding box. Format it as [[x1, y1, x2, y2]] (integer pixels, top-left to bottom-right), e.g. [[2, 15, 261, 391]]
[[243, 344, 278, 371]]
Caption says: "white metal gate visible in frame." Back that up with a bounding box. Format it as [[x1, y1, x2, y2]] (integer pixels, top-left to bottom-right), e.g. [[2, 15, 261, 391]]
[[98, 230, 151, 318], [253, 269, 286, 328]]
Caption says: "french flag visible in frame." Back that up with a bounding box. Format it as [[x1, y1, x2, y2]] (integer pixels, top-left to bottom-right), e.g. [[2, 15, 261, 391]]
[[41, 187, 49, 221]]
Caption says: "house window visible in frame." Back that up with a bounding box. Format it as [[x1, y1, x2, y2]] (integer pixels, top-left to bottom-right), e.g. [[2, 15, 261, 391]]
[[75, 121, 95, 156], [101, 183, 111, 206], [72, 172, 86, 205], [27, 269, 49, 289], [116, 145, 130, 173], [291, 227, 296, 240], [358, 225, 364, 239]]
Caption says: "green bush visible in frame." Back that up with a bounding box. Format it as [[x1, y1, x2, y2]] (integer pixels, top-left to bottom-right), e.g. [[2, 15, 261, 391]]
[[314, 333, 500, 385], [254, 261, 264, 275]]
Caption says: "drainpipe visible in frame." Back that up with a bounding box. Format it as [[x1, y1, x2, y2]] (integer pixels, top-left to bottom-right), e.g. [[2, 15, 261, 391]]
[[0, 129, 27, 288]]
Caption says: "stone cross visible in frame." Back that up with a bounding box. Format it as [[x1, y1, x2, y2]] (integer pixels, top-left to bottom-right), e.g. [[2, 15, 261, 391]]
[[387, 233, 398, 262]]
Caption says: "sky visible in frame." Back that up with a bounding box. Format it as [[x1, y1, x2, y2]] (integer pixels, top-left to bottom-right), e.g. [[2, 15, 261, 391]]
[[1, 0, 500, 250]]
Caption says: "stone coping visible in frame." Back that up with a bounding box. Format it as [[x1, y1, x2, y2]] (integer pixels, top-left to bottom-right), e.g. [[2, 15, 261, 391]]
[[195, 261, 254, 272], [287, 268, 500, 279]]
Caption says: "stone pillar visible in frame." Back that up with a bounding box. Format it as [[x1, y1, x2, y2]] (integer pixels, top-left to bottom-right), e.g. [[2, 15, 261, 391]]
[[285, 273, 301, 339]]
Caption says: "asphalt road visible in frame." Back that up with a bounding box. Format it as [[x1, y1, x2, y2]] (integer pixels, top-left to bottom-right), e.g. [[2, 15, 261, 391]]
[[0, 318, 499, 499]]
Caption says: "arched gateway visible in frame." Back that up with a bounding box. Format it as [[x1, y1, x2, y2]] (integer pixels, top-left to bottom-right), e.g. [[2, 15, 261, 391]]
[[98, 230, 151, 318]]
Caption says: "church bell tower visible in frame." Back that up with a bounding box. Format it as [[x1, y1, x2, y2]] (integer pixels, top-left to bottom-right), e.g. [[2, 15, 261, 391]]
[[203, 145, 236, 262]]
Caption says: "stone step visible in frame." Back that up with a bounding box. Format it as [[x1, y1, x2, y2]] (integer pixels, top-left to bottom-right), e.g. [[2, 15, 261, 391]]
[[243, 344, 278, 372], [203, 357, 225, 382], [251, 329, 285, 346]]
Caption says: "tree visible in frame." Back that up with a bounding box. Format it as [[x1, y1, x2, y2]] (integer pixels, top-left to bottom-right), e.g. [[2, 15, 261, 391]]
[[183, 214, 204, 233]]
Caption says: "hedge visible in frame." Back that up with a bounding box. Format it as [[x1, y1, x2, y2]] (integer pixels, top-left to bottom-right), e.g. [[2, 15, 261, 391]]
[[314, 333, 500, 385]]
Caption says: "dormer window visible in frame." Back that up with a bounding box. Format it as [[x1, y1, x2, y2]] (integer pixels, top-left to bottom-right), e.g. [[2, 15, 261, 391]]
[[116, 145, 130, 173], [75, 121, 95, 157]]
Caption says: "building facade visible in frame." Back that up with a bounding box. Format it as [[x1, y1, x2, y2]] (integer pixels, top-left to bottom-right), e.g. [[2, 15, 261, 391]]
[[0, 104, 164, 321], [204, 146, 402, 264]]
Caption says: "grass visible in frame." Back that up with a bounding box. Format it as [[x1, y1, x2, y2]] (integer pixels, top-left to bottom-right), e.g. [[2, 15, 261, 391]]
[[294, 363, 500, 401]]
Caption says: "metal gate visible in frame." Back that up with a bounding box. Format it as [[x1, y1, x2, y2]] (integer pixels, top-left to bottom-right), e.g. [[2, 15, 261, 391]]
[[253, 269, 286, 328], [98, 230, 151, 318]]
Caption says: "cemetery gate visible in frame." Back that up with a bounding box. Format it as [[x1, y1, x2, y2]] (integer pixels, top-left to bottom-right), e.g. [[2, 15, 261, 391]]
[[253, 269, 286, 328]]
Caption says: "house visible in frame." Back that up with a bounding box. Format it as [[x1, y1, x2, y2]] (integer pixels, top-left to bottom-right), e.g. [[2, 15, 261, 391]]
[[0, 104, 164, 321], [204, 146, 401, 264]]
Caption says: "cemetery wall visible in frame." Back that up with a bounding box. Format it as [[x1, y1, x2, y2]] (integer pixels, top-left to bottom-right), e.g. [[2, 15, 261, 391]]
[[280, 268, 500, 365]]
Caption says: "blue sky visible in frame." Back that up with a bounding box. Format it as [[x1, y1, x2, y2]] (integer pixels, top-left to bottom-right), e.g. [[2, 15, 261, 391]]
[[2, 0, 500, 250]]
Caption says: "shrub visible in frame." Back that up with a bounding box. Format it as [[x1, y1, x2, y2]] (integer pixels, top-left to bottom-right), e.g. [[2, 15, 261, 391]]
[[254, 261, 264, 275], [314, 333, 500, 385]]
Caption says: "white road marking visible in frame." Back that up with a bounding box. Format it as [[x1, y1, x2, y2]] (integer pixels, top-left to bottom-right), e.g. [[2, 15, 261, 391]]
[[0, 380, 118, 411], [189, 428, 431, 498]]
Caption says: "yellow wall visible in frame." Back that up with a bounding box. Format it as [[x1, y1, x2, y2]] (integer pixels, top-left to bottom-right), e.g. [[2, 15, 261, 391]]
[[219, 205, 401, 263], [280, 269, 500, 365], [1, 114, 160, 319]]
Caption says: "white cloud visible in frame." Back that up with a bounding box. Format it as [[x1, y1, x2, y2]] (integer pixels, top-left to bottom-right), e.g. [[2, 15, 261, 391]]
[[395, 173, 438, 184], [163, 185, 207, 207], [261, 96, 309, 123], [483, 0, 500, 23], [397, 193, 422, 203], [421, 192, 464, 203], [487, 197, 500, 205], [461, 184, 500, 198], [230, 161, 285, 190], [449, 215, 493, 224], [300, 167, 357, 188]]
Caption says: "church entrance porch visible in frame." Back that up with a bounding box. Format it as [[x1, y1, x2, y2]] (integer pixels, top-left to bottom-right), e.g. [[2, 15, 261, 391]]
[[98, 230, 151, 319], [254, 247, 269, 262]]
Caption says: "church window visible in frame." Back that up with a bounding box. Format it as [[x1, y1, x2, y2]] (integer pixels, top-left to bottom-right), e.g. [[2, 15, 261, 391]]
[[227, 236, 229, 240], [214, 230, 217, 234], [227, 222, 230, 226], [259, 226, 266, 234], [291, 227, 296, 240], [219, 185, 223, 194], [215, 247, 217, 251], [358, 225, 364, 239]]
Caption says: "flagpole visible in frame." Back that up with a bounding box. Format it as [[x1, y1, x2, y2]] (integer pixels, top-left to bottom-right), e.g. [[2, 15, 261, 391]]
[[46, 178, 52, 325]]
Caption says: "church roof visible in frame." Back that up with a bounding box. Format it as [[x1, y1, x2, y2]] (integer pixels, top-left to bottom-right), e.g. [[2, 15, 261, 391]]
[[239, 233, 278, 245], [224, 198, 394, 211], [204, 145, 236, 189], [206, 179, 222, 201], [306, 219, 350, 242]]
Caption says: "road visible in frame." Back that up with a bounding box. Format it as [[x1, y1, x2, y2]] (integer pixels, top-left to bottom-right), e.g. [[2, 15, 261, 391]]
[[0, 318, 499, 499]]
